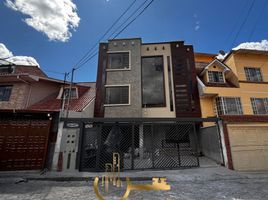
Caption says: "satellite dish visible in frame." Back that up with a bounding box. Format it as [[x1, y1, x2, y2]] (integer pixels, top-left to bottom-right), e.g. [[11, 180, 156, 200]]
[[219, 50, 226, 55]]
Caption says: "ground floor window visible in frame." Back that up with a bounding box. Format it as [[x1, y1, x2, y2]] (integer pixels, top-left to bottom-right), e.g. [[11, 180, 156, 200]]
[[215, 97, 243, 115], [105, 85, 129, 105], [251, 98, 268, 114]]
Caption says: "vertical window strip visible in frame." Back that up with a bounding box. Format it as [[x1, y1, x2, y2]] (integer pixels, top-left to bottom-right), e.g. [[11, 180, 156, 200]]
[[265, 98, 268, 113], [251, 98, 257, 114], [235, 97, 243, 114], [167, 56, 174, 112], [256, 69, 263, 81]]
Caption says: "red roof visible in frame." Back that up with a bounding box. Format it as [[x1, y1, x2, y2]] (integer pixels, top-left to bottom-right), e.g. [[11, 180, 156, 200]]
[[28, 83, 95, 112]]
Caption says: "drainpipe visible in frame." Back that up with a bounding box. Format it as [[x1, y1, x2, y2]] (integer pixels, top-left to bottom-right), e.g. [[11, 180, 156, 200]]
[[16, 75, 31, 109], [216, 120, 226, 166], [25, 84, 32, 108]]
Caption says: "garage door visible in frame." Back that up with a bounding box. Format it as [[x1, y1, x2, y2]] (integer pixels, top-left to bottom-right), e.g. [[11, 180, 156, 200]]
[[0, 119, 50, 171], [227, 124, 268, 171]]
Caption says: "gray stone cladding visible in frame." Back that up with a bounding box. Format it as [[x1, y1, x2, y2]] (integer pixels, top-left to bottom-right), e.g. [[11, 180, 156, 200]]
[[104, 38, 142, 118]]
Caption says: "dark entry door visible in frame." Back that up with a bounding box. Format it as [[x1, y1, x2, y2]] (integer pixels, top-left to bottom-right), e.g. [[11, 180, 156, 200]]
[[0, 120, 50, 171]]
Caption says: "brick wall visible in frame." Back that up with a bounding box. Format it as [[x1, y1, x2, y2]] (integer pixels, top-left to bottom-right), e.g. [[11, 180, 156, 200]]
[[0, 83, 30, 109]]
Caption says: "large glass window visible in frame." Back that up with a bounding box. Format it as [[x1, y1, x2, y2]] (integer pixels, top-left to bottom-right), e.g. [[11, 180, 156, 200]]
[[105, 86, 129, 105], [0, 85, 12, 101], [216, 97, 243, 115], [251, 98, 268, 114], [107, 52, 129, 70], [208, 71, 224, 83], [142, 56, 165, 107], [244, 67, 263, 82]]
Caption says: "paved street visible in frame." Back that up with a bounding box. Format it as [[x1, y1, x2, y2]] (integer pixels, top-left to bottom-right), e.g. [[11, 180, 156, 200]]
[[0, 166, 268, 200]]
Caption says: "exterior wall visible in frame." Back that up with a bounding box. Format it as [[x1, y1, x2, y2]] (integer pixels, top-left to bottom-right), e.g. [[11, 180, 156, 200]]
[[171, 42, 201, 117], [0, 83, 30, 109], [203, 65, 226, 83], [104, 39, 142, 118], [200, 52, 268, 122], [0, 81, 60, 110], [201, 82, 268, 117], [141, 43, 175, 118], [198, 125, 223, 164], [225, 53, 268, 81], [28, 81, 60, 106], [200, 97, 216, 127]]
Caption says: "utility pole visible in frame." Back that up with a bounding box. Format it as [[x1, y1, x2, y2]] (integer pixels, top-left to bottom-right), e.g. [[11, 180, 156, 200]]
[[60, 72, 68, 118], [66, 68, 75, 118]]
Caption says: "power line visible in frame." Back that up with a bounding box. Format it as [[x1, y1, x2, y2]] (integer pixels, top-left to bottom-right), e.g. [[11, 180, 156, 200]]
[[75, 0, 155, 71], [230, 0, 256, 49], [107, 0, 151, 39], [112, 0, 155, 39], [43, 69, 66, 75], [224, 0, 249, 49], [73, 0, 138, 69], [248, 0, 268, 40]]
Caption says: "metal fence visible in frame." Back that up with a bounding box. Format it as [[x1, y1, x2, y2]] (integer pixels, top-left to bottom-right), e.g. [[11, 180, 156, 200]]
[[62, 118, 218, 172]]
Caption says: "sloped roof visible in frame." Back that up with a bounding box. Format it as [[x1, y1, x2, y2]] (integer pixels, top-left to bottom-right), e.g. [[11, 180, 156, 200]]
[[28, 83, 96, 112]]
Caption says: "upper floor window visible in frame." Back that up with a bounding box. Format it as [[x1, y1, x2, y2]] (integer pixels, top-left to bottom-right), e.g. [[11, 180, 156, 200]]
[[0, 66, 14, 74], [216, 97, 243, 115], [251, 98, 268, 115], [62, 88, 78, 99], [244, 67, 263, 82], [107, 52, 130, 70], [142, 56, 165, 107], [0, 85, 12, 101], [105, 85, 129, 105], [208, 71, 224, 83]]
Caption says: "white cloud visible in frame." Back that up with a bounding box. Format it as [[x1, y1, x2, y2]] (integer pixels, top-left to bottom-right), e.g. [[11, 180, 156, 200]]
[[7, 56, 39, 66], [193, 14, 200, 31], [5, 0, 80, 42], [233, 40, 268, 51], [0, 43, 13, 58], [0, 43, 39, 66]]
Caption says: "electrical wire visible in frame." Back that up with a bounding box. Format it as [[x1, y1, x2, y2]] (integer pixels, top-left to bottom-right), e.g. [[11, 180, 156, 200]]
[[248, 0, 268, 40], [73, 0, 138, 69], [230, 0, 256, 49], [75, 0, 155, 71]]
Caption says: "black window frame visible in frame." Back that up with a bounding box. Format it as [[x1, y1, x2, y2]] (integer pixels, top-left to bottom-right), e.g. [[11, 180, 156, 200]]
[[0, 85, 12, 101], [244, 67, 263, 82], [141, 55, 166, 108], [104, 85, 130, 105], [107, 52, 130, 70], [207, 71, 224, 83], [215, 97, 243, 115], [251, 98, 268, 115]]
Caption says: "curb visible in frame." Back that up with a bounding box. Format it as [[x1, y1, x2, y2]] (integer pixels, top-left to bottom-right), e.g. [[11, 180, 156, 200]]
[[24, 176, 160, 182]]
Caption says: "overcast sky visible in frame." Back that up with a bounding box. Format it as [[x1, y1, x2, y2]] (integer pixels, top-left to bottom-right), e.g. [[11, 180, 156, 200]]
[[0, 0, 268, 82]]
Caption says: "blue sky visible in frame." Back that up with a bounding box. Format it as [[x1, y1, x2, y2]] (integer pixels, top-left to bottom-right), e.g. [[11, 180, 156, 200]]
[[0, 0, 268, 82]]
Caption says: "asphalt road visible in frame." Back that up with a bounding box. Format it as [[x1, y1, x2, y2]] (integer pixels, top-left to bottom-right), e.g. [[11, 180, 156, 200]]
[[0, 175, 268, 200]]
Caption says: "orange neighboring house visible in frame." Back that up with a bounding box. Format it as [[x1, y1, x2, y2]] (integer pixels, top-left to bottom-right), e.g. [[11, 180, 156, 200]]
[[0, 62, 95, 171], [195, 49, 268, 171]]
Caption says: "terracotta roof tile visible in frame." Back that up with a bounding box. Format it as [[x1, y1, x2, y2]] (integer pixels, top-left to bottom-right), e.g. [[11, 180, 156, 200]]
[[28, 83, 96, 112]]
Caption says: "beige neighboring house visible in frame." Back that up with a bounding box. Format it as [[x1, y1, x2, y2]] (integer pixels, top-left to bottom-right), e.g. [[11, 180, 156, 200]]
[[196, 49, 268, 171]]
